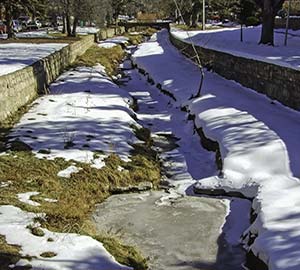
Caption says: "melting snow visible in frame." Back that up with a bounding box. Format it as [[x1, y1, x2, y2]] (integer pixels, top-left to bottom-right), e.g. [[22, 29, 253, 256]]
[[17, 192, 40, 206], [0, 205, 131, 270], [57, 165, 82, 178]]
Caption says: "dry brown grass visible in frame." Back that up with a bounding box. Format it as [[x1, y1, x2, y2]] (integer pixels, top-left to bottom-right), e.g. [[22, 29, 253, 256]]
[[72, 45, 125, 76], [0, 125, 159, 269]]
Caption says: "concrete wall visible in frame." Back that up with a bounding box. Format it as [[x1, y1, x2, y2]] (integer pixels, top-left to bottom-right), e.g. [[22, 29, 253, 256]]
[[170, 32, 300, 110], [0, 34, 95, 123]]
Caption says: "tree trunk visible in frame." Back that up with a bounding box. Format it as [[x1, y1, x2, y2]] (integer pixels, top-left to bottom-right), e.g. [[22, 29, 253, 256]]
[[191, 11, 199, 28], [191, 2, 201, 28], [66, 14, 72, 37], [72, 17, 78, 37], [5, 5, 15, 39], [182, 12, 191, 27], [259, 8, 275, 45], [62, 14, 66, 33]]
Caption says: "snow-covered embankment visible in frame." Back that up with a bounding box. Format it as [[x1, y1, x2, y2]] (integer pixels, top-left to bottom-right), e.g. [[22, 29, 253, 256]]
[[132, 30, 300, 270]]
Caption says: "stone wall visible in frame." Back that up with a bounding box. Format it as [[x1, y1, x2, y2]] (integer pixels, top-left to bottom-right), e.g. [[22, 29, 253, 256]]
[[96, 26, 125, 40], [0, 34, 95, 123], [169, 32, 300, 110]]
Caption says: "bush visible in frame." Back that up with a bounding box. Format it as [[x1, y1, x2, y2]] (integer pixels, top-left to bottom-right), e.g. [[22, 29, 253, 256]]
[[245, 16, 260, 26]]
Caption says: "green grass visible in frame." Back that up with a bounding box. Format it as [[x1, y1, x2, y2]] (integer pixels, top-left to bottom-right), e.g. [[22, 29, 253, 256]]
[[72, 45, 125, 76]]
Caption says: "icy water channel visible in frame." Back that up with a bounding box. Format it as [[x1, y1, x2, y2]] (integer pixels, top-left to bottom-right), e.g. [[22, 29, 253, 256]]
[[94, 50, 252, 270]]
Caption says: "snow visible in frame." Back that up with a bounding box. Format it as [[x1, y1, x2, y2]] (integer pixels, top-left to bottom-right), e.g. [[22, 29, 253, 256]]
[[75, 26, 99, 34], [16, 31, 51, 38], [0, 205, 132, 270], [10, 64, 138, 163], [2, 60, 146, 270], [0, 43, 68, 76], [98, 36, 129, 48], [57, 165, 82, 178], [133, 30, 300, 270], [171, 25, 300, 70], [0, 181, 11, 188], [0, 31, 52, 39], [98, 42, 118, 48], [122, 55, 249, 254], [44, 198, 58, 203], [105, 36, 129, 44], [17, 192, 40, 206]]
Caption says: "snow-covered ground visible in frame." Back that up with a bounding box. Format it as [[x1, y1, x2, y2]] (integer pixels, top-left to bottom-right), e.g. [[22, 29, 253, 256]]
[[171, 26, 300, 70], [132, 30, 300, 270], [0, 31, 52, 39], [57, 26, 99, 35], [9, 64, 138, 164], [0, 205, 131, 270], [75, 26, 99, 34], [0, 43, 68, 76], [98, 36, 129, 48], [2, 63, 142, 269]]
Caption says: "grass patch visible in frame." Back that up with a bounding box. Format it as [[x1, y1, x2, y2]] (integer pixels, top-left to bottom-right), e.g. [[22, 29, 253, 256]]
[[72, 45, 125, 76], [40, 251, 57, 258], [27, 225, 45, 237], [0, 236, 22, 269], [0, 125, 161, 270], [124, 33, 144, 45], [96, 235, 147, 270]]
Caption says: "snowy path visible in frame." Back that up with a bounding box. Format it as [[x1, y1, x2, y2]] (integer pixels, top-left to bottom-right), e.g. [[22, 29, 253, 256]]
[[132, 30, 300, 270]]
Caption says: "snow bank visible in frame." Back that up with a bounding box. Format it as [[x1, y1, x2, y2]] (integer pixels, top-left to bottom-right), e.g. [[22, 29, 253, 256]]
[[132, 32, 200, 103], [98, 36, 129, 48], [133, 30, 300, 270], [0, 43, 68, 76], [98, 42, 118, 48], [0, 205, 131, 270], [171, 26, 300, 70], [10, 65, 138, 163]]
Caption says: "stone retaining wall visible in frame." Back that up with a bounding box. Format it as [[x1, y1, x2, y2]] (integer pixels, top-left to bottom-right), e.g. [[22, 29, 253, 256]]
[[0, 34, 96, 123], [169, 32, 300, 110], [96, 26, 125, 40]]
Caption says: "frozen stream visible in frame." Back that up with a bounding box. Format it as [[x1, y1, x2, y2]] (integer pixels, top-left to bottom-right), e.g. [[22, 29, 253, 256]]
[[94, 54, 252, 270]]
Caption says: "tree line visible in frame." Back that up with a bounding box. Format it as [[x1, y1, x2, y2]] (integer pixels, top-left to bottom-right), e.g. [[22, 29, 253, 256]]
[[0, 0, 288, 45]]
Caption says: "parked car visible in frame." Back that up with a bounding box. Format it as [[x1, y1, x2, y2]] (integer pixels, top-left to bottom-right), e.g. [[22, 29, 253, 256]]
[[0, 21, 7, 34]]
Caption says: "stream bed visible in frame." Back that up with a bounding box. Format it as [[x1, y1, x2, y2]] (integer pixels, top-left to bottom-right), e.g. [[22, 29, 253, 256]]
[[94, 49, 251, 270]]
